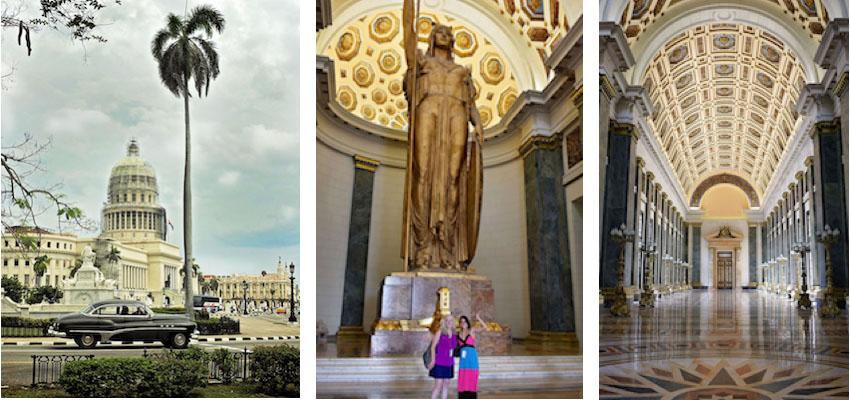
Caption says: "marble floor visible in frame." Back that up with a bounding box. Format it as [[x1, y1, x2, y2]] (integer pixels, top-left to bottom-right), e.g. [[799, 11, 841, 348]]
[[317, 339, 582, 398], [599, 289, 848, 399]]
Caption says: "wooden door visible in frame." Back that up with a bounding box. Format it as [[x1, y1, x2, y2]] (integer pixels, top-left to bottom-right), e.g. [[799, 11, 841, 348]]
[[717, 252, 733, 288]]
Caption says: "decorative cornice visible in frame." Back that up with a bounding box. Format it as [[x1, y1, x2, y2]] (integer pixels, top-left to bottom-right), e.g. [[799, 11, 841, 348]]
[[609, 121, 640, 142], [519, 132, 564, 159], [354, 155, 381, 172], [809, 118, 841, 138], [835, 72, 849, 97], [805, 156, 815, 167]]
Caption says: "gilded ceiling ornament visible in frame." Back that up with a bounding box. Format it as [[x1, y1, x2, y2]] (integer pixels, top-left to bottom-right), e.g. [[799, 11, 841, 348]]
[[378, 49, 401, 74], [685, 113, 698, 124], [452, 28, 478, 57], [478, 106, 492, 127], [372, 88, 387, 104], [751, 114, 765, 124], [336, 28, 361, 61], [498, 87, 518, 117], [716, 87, 733, 96], [718, 121, 732, 128], [714, 64, 734, 76], [388, 79, 403, 95], [362, 104, 376, 120], [753, 95, 769, 108], [353, 62, 375, 87], [480, 53, 506, 84], [681, 95, 696, 109], [338, 86, 357, 110], [756, 72, 774, 88], [713, 34, 736, 50], [760, 44, 781, 64], [675, 73, 693, 89], [717, 106, 733, 114], [370, 13, 399, 43], [668, 45, 689, 64]]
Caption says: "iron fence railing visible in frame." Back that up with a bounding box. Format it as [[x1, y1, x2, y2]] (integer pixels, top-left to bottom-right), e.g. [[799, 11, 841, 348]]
[[31, 354, 95, 386], [142, 347, 253, 382]]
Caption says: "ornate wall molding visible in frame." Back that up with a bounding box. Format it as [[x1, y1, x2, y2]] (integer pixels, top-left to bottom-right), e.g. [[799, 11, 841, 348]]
[[690, 173, 760, 208]]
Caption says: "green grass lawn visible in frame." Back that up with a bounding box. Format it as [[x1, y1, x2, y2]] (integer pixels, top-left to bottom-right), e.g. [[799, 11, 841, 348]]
[[0, 382, 285, 398]]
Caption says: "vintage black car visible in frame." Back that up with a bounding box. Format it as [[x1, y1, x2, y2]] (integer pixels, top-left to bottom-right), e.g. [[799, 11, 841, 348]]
[[48, 300, 198, 349]]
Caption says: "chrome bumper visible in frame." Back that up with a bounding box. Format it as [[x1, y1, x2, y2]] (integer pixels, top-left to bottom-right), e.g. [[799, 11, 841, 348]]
[[47, 327, 67, 337], [191, 329, 199, 340]]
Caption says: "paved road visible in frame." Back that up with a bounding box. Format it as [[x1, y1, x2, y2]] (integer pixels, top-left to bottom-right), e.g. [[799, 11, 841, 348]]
[[1, 339, 299, 387]]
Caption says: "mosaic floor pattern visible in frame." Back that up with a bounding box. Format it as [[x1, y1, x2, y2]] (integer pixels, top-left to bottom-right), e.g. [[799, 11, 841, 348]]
[[600, 289, 848, 399]]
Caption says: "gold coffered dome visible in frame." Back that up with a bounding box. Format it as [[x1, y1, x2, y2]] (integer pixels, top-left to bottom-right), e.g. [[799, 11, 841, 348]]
[[324, 9, 521, 131], [644, 24, 807, 196]]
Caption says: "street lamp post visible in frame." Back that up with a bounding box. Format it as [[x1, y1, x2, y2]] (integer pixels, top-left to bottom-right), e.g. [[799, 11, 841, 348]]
[[288, 263, 297, 322], [242, 280, 248, 315]]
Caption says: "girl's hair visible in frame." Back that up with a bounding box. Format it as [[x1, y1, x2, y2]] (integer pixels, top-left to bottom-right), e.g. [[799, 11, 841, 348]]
[[440, 315, 454, 336], [427, 24, 454, 61], [458, 315, 471, 330]]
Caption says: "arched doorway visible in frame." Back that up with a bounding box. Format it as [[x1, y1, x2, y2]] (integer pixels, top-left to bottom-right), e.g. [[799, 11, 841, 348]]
[[706, 227, 743, 289]]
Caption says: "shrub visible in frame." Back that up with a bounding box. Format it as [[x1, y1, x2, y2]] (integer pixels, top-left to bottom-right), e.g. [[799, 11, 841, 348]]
[[195, 309, 210, 320], [1, 276, 26, 303], [59, 349, 208, 397], [25, 285, 63, 304], [1, 316, 56, 336], [249, 344, 299, 396], [196, 316, 240, 335], [210, 348, 238, 383], [59, 358, 156, 397]]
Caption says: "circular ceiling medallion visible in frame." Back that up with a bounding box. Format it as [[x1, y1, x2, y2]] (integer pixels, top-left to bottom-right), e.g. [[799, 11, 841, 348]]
[[713, 34, 736, 50], [396, 98, 407, 110], [338, 86, 357, 111], [416, 14, 437, 42], [372, 88, 388, 104], [715, 64, 735, 76], [453, 27, 478, 57], [480, 52, 506, 85], [498, 87, 518, 117], [388, 79, 403, 95], [378, 49, 401, 74], [478, 106, 492, 127], [756, 72, 774, 88], [362, 104, 376, 120], [675, 73, 693, 89], [336, 28, 361, 61], [353, 62, 375, 87], [378, 114, 389, 125], [370, 13, 399, 43], [760, 44, 781, 63], [668, 44, 689, 64], [716, 87, 733, 96]]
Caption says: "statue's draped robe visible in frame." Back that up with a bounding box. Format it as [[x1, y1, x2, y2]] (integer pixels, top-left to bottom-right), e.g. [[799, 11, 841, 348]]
[[401, 50, 483, 269]]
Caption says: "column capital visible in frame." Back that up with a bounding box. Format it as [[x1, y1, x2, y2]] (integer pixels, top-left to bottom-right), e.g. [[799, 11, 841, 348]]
[[795, 171, 805, 180], [788, 183, 796, 191], [520, 133, 564, 158], [809, 118, 841, 139], [636, 157, 645, 168], [661, 193, 668, 200], [609, 121, 640, 142], [570, 86, 583, 109], [353, 155, 380, 171], [805, 156, 815, 167], [654, 183, 662, 191], [646, 172, 655, 181]]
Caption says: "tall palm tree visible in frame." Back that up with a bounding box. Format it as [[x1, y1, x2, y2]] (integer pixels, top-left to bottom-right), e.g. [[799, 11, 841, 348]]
[[151, 5, 225, 319]]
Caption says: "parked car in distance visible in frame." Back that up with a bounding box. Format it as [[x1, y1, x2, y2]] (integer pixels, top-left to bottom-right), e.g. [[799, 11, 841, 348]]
[[48, 300, 198, 349]]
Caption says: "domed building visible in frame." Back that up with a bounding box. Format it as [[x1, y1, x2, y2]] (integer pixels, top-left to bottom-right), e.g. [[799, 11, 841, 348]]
[[102, 140, 168, 241], [2, 140, 191, 309]]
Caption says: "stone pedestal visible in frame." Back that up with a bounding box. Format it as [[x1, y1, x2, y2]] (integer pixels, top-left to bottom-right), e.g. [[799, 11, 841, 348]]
[[369, 271, 511, 356]]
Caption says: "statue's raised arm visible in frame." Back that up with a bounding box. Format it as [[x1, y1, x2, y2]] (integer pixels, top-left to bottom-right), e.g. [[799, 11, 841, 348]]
[[402, 0, 418, 67]]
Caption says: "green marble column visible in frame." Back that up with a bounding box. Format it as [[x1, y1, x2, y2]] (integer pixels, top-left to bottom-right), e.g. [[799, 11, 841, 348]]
[[338, 156, 380, 337], [521, 134, 576, 344]]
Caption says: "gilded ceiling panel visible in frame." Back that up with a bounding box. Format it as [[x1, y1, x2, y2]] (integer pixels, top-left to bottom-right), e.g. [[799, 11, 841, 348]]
[[644, 24, 807, 196]]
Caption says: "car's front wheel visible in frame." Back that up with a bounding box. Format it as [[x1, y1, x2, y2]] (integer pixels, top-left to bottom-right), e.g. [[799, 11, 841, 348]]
[[76, 334, 98, 349], [170, 332, 189, 349]]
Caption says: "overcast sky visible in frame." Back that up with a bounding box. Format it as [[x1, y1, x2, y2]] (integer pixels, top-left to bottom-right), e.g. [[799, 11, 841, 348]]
[[1, 1, 300, 283]]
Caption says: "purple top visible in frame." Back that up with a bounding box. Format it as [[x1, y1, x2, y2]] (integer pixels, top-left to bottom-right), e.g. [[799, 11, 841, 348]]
[[434, 333, 456, 366]]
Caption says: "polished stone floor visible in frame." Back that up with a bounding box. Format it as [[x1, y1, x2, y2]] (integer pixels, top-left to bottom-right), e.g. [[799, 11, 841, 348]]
[[599, 289, 848, 399], [317, 339, 582, 398]]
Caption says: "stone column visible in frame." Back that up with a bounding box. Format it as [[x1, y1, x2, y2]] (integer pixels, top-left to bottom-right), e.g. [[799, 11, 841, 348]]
[[337, 156, 380, 338], [521, 134, 576, 343], [692, 224, 701, 288], [600, 122, 638, 306]]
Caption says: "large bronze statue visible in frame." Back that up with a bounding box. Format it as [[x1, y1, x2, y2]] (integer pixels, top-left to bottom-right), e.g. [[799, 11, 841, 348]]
[[400, 0, 484, 271]]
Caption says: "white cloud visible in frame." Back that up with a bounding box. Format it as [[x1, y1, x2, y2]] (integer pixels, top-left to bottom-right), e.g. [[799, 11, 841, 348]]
[[218, 171, 241, 185]]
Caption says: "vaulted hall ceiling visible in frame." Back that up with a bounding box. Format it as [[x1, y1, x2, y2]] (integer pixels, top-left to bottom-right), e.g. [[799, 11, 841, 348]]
[[643, 24, 807, 196], [620, 0, 831, 44]]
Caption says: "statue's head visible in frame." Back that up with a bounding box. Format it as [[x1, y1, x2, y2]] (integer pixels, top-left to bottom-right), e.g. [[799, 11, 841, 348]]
[[427, 23, 454, 59]]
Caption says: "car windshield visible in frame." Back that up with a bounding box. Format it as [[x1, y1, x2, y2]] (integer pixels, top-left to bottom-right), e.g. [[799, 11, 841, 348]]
[[81, 304, 95, 314]]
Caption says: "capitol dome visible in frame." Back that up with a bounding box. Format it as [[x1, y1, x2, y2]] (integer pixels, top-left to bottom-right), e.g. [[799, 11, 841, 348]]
[[102, 140, 168, 241]]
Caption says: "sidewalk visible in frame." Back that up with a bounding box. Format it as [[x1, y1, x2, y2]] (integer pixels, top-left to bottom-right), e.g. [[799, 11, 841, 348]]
[[1, 315, 300, 346]]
